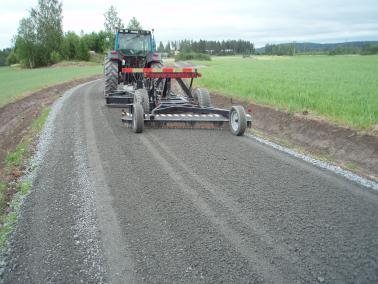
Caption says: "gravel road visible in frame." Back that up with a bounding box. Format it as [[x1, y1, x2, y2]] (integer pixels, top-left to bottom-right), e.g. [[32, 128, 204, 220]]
[[2, 80, 378, 283]]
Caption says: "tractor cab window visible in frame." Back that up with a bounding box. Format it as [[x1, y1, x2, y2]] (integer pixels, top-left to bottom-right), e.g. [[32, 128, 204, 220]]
[[118, 33, 151, 55]]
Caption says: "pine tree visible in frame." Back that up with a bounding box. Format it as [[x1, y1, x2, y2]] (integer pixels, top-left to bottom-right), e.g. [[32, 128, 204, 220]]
[[157, 41, 165, 53], [165, 41, 171, 54]]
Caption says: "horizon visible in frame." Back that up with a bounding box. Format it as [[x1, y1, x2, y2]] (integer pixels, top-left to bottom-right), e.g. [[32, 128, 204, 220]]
[[1, 0, 378, 49]]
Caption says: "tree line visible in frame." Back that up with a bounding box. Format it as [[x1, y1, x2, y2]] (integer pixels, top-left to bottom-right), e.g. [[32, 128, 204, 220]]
[[264, 43, 297, 56], [263, 42, 378, 56], [328, 44, 378, 55], [360, 44, 378, 55], [157, 39, 255, 56]]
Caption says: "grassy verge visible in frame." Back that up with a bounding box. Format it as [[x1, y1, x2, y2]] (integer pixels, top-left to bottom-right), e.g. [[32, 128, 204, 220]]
[[192, 55, 378, 129], [0, 181, 30, 248], [4, 108, 50, 169], [0, 107, 50, 249], [0, 64, 101, 107]]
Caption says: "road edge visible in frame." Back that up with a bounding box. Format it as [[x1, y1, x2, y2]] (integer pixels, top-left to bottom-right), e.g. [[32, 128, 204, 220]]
[[246, 133, 378, 191], [0, 80, 101, 273]]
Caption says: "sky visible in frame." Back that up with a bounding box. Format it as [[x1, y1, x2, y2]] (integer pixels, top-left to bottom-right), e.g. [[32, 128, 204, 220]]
[[0, 0, 377, 49]]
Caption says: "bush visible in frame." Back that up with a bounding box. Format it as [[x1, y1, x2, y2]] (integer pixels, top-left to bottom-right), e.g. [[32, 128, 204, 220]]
[[82, 31, 107, 54], [0, 48, 12, 66], [62, 31, 80, 60], [76, 39, 90, 61], [175, 52, 211, 61], [50, 51, 61, 64], [6, 50, 18, 65]]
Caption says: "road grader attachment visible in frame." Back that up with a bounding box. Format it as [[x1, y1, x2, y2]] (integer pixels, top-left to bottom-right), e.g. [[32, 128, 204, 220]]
[[104, 29, 252, 136]]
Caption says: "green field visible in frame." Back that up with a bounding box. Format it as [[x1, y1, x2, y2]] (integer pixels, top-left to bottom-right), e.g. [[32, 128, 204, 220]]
[[192, 55, 378, 129], [0, 64, 102, 107]]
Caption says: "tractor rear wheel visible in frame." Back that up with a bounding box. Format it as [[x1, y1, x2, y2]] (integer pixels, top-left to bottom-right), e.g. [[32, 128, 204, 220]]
[[229, 106, 247, 136], [193, 88, 211, 107], [104, 58, 118, 96], [134, 89, 150, 113], [132, 103, 144, 133]]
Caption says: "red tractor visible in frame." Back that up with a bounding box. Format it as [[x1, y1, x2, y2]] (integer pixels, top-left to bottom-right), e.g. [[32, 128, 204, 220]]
[[103, 28, 252, 136]]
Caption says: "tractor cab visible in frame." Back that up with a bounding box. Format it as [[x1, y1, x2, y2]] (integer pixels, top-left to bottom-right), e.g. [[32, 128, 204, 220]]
[[115, 29, 155, 56], [106, 28, 160, 71]]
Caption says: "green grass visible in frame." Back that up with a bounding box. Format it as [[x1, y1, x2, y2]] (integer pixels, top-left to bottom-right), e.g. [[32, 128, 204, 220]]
[[4, 107, 50, 169], [192, 55, 378, 129], [0, 64, 101, 107], [0, 182, 6, 215], [4, 142, 28, 168], [0, 181, 30, 249], [31, 107, 51, 131]]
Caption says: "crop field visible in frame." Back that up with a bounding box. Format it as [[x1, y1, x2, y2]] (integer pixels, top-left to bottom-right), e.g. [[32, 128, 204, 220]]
[[193, 55, 378, 129], [0, 64, 102, 107]]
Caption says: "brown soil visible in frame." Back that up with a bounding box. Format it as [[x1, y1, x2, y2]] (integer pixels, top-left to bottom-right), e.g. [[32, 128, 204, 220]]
[[50, 61, 95, 68], [0, 75, 101, 181], [210, 93, 378, 181]]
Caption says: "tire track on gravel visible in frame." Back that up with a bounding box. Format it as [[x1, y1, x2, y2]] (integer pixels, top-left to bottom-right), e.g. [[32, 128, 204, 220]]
[[82, 81, 136, 283], [144, 132, 345, 282], [138, 134, 287, 283]]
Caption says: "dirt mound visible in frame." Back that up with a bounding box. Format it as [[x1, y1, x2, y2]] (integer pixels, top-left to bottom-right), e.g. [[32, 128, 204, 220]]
[[50, 61, 94, 68]]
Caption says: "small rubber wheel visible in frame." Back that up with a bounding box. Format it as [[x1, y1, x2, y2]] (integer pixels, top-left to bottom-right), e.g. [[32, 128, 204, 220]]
[[132, 104, 144, 133], [193, 88, 211, 107], [134, 89, 150, 113], [229, 106, 247, 136]]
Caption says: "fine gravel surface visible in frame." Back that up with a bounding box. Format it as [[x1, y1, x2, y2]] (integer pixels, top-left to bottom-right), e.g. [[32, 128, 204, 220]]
[[2, 80, 378, 283]]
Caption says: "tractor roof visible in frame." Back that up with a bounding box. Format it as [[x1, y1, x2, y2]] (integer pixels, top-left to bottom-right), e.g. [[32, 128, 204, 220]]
[[117, 29, 151, 35]]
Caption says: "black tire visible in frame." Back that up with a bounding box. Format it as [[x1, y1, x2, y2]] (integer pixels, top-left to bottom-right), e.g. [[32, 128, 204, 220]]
[[229, 106, 247, 136], [193, 88, 211, 107], [132, 104, 144, 133], [134, 89, 150, 113], [149, 62, 164, 99], [104, 58, 118, 96]]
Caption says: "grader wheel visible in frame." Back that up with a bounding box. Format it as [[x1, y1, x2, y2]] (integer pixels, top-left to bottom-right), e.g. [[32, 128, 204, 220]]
[[193, 88, 211, 107]]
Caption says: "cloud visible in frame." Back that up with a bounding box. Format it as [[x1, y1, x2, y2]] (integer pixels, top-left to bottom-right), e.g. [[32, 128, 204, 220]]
[[1, 0, 377, 49]]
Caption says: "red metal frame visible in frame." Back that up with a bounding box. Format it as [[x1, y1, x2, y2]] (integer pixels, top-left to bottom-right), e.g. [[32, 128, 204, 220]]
[[121, 67, 201, 79], [144, 72, 201, 78]]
